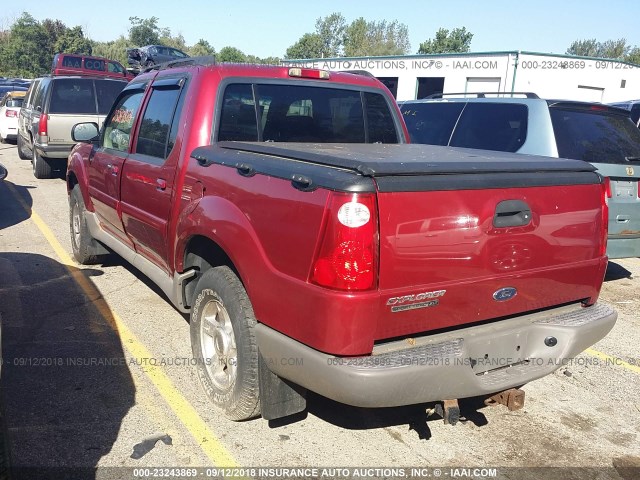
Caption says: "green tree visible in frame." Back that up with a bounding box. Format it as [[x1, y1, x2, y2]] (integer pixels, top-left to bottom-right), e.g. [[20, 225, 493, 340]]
[[159, 32, 187, 52], [285, 12, 347, 59], [91, 36, 130, 66], [626, 47, 640, 65], [128, 16, 161, 46], [315, 12, 346, 58], [189, 39, 215, 57], [566, 39, 600, 57], [344, 18, 410, 57], [53, 26, 92, 55], [285, 33, 324, 59], [417, 27, 473, 54], [218, 46, 246, 63], [566, 37, 640, 63], [0, 12, 51, 77]]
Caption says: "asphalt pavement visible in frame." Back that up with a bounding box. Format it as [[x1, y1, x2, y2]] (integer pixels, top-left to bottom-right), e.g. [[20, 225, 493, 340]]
[[0, 142, 638, 480]]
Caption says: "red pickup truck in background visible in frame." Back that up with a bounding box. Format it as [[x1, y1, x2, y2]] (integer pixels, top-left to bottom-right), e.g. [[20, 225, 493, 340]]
[[66, 59, 616, 424]]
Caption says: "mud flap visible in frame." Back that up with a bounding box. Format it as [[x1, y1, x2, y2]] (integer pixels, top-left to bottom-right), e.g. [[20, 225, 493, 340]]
[[258, 353, 307, 421]]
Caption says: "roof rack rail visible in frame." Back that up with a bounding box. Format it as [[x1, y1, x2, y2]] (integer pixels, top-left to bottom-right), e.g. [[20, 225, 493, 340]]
[[142, 55, 217, 73], [426, 92, 539, 99]]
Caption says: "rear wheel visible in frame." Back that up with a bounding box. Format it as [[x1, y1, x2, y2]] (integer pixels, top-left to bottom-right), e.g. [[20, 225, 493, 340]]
[[32, 151, 53, 179], [190, 266, 260, 421], [17, 134, 32, 160]]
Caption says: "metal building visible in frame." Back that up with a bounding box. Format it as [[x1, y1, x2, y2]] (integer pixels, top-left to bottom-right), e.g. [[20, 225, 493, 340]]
[[285, 51, 640, 102]]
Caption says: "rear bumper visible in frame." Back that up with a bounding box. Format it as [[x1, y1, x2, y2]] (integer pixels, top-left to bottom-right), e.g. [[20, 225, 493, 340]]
[[34, 143, 74, 159], [607, 235, 640, 259], [256, 302, 616, 407]]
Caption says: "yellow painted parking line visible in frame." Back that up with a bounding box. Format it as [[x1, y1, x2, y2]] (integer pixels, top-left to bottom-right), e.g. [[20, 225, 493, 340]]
[[6, 182, 238, 468], [585, 348, 640, 375]]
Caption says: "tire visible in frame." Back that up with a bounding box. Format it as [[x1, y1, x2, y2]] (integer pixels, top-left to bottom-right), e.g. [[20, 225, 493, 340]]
[[32, 151, 53, 179], [69, 185, 103, 265], [17, 134, 32, 160], [190, 266, 260, 421]]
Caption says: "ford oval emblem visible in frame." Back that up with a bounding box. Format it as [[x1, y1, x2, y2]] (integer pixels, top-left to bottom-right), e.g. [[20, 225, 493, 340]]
[[493, 287, 517, 302]]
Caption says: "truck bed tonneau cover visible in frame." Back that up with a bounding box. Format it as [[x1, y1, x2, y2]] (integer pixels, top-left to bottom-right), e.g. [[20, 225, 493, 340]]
[[204, 142, 597, 176]]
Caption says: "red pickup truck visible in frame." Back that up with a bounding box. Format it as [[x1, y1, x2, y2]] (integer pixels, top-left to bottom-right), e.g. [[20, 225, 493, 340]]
[[66, 59, 616, 423]]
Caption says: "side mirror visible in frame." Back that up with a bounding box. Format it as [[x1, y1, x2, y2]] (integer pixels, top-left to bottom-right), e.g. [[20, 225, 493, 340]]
[[0, 163, 7, 181], [72, 122, 100, 143]]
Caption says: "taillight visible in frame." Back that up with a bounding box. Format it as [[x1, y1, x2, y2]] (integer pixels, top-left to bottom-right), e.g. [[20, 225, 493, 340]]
[[600, 177, 609, 257], [38, 114, 48, 136], [5, 110, 17, 118], [603, 176, 612, 199], [311, 192, 378, 291]]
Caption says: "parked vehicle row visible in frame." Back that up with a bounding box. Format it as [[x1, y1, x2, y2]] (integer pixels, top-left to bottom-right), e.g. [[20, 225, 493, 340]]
[[399, 93, 640, 260]]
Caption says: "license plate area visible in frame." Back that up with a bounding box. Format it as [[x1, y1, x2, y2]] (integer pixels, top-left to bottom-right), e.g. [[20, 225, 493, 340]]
[[612, 179, 635, 198], [466, 329, 531, 374]]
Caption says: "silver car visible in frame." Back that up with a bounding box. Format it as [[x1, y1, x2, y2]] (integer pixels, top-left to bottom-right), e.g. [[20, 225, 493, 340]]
[[17, 75, 127, 179], [399, 94, 640, 259]]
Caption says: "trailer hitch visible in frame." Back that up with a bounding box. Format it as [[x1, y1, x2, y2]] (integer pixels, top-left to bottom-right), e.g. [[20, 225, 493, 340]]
[[431, 399, 461, 425], [484, 388, 525, 411]]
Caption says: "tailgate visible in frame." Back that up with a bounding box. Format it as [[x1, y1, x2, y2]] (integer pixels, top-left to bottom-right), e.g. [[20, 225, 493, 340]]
[[47, 113, 104, 145], [375, 179, 606, 341]]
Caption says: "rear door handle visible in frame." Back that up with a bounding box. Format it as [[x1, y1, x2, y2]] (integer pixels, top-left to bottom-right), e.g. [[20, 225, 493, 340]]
[[107, 164, 119, 176], [156, 178, 167, 191], [494, 200, 532, 228]]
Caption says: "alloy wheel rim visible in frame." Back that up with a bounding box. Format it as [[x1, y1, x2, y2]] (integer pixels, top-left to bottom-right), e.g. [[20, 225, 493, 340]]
[[200, 298, 237, 390]]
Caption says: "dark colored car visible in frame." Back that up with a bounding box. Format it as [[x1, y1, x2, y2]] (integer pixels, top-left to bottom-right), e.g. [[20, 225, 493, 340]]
[[399, 94, 640, 259], [126, 45, 189, 70]]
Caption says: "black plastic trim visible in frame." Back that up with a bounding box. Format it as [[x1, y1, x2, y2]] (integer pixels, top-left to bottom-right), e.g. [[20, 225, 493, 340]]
[[191, 146, 376, 193], [375, 171, 601, 192]]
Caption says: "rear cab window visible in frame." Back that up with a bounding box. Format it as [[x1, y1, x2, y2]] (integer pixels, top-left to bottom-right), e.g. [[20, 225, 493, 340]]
[[217, 83, 398, 143]]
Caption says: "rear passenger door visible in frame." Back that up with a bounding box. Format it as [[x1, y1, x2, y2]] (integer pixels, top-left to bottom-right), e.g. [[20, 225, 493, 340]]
[[119, 76, 188, 272]]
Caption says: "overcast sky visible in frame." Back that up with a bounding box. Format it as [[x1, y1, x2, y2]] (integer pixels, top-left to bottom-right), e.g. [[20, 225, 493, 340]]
[[3, 0, 639, 58]]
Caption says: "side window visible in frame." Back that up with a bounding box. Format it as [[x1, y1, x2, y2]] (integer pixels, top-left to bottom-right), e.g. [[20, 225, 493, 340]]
[[135, 82, 185, 162], [218, 84, 258, 142], [102, 90, 144, 152], [450, 103, 528, 152], [108, 61, 125, 74], [364, 92, 398, 143], [95, 80, 127, 114], [400, 103, 465, 146], [32, 81, 47, 110], [24, 80, 40, 108]]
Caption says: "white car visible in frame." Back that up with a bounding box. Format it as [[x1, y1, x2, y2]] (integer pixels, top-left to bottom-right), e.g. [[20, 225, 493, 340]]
[[0, 91, 26, 143]]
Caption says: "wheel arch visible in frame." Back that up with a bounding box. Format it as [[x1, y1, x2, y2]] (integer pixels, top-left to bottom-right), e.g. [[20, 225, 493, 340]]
[[181, 234, 241, 308]]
